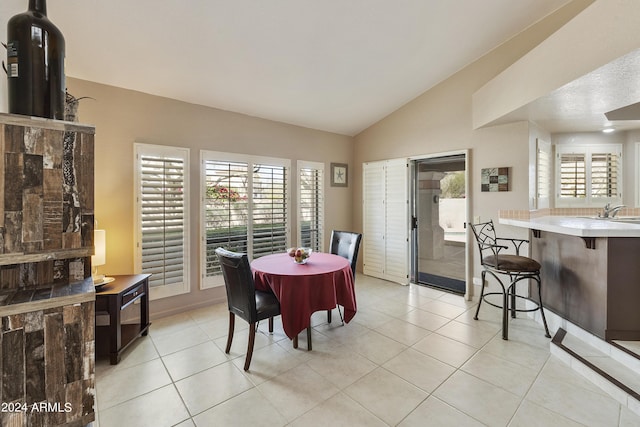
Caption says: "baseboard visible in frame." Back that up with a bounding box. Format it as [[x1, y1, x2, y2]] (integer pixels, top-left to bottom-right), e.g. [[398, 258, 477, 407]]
[[150, 296, 227, 321], [473, 276, 483, 286]]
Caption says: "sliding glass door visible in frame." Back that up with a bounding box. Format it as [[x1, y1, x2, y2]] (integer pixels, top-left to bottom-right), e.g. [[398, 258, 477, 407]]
[[411, 154, 466, 294]]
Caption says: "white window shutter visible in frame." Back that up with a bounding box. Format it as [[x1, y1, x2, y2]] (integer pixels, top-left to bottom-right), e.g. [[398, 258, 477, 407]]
[[363, 159, 409, 284], [298, 161, 324, 251], [252, 163, 288, 257], [536, 138, 551, 209], [202, 158, 249, 288], [559, 152, 587, 199], [135, 144, 190, 300], [555, 144, 622, 207], [200, 152, 290, 289], [363, 162, 385, 278], [384, 159, 409, 284], [591, 151, 619, 198]]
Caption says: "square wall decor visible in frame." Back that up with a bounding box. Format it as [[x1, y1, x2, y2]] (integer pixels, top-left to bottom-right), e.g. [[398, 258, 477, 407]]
[[481, 167, 509, 192]]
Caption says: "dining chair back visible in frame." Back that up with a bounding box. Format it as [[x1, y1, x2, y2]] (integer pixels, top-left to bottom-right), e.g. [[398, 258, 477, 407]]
[[215, 247, 281, 371], [327, 230, 362, 324], [329, 230, 362, 276]]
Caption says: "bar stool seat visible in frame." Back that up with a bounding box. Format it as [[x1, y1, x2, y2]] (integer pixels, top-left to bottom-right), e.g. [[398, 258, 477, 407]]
[[469, 220, 551, 340]]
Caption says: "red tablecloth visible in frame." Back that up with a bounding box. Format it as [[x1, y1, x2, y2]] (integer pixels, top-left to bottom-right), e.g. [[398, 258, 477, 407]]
[[251, 252, 357, 339]]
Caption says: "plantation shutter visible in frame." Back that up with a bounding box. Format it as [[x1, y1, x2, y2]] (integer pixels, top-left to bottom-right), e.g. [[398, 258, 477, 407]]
[[136, 145, 189, 296], [252, 164, 288, 257], [556, 144, 622, 206], [299, 163, 324, 251], [559, 153, 586, 199], [384, 159, 409, 284], [591, 152, 619, 198], [200, 152, 290, 289], [536, 139, 551, 209], [363, 159, 409, 284], [203, 160, 249, 285], [363, 162, 385, 278]]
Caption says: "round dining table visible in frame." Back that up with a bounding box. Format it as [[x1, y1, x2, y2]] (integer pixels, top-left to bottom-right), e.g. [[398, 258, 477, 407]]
[[251, 252, 357, 349]]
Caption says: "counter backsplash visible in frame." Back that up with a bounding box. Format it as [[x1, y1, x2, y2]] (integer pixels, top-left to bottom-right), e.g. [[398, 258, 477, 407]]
[[499, 207, 640, 220]]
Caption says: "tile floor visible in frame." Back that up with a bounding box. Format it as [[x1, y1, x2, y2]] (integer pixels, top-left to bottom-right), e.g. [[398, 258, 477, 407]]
[[94, 275, 640, 426]]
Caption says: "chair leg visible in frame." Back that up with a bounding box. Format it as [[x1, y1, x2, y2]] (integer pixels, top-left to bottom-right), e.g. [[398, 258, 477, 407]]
[[244, 322, 256, 371], [536, 275, 552, 338], [510, 276, 517, 319], [225, 312, 235, 354], [502, 287, 509, 340], [268, 317, 274, 333], [474, 271, 487, 320], [328, 305, 345, 324], [307, 327, 312, 351]]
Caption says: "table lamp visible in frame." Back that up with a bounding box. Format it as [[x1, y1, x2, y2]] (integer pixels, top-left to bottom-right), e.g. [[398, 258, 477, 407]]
[[92, 229, 111, 284]]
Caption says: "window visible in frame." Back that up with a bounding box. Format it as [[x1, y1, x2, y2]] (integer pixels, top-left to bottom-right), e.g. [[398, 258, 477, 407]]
[[555, 144, 622, 207], [298, 161, 324, 251], [535, 139, 551, 209], [201, 151, 290, 289], [134, 144, 190, 300]]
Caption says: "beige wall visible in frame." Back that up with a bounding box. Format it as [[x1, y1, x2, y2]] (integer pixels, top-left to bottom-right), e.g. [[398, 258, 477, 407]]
[[353, 1, 591, 281], [67, 78, 353, 319]]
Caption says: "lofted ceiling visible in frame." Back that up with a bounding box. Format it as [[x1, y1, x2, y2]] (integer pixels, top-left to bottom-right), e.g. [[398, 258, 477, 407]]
[[1, 0, 572, 136]]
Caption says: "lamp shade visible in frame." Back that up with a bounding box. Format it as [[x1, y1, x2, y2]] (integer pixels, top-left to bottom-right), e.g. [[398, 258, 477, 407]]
[[92, 229, 106, 267]]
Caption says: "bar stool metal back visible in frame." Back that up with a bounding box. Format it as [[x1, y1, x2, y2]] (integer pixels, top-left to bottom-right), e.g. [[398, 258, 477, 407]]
[[468, 220, 551, 340]]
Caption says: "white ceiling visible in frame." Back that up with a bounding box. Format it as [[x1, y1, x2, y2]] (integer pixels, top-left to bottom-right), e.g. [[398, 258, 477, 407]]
[[1, 0, 571, 136]]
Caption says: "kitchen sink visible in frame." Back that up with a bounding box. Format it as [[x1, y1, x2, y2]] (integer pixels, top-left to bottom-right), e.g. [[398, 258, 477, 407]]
[[610, 217, 640, 224], [576, 216, 640, 224]]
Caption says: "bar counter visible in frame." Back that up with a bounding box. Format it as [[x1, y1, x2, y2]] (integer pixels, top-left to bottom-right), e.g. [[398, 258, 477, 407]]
[[500, 216, 640, 341]]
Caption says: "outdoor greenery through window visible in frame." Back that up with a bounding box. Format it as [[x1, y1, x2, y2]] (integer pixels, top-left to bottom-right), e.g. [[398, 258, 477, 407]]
[[440, 171, 465, 198], [556, 144, 622, 206], [201, 152, 290, 289], [298, 161, 324, 251], [134, 144, 190, 299]]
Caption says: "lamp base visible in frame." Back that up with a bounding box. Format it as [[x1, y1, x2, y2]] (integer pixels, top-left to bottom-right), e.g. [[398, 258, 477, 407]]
[[93, 276, 114, 287]]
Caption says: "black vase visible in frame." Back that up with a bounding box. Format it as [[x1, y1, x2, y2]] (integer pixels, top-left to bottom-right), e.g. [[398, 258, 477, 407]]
[[6, 0, 66, 120]]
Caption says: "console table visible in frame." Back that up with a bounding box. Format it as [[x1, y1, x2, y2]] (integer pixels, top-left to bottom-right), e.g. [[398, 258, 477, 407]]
[[95, 274, 151, 364]]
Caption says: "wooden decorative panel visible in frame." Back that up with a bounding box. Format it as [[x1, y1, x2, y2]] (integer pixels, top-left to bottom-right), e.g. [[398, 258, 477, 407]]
[[0, 114, 96, 426], [0, 301, 95, 426], [0, 118, 94, 270]]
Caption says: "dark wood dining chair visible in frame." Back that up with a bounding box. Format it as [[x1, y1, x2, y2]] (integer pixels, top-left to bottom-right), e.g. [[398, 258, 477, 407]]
[[327, 230, 362, 324], [215, 247, 281, 371], [468, 220, 550, 340]]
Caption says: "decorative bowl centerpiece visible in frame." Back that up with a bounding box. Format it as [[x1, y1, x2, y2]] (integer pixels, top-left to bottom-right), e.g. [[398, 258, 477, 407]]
[[287, 247, 312, 264]]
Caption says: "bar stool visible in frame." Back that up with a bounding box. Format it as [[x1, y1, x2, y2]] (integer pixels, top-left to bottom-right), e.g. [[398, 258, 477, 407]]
[[468, 220, 551, 340]]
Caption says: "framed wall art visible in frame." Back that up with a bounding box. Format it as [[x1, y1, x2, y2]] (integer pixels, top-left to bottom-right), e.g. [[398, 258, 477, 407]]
[[330, 163, 348, 187], [481, 167, 509, 192]]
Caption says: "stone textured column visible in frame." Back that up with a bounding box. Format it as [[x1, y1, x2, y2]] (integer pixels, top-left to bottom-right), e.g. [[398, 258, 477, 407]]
[[0, 113, 95, 426]]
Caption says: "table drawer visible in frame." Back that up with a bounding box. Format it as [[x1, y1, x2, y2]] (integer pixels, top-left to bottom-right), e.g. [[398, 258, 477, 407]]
[[122, 282, 145, 307]]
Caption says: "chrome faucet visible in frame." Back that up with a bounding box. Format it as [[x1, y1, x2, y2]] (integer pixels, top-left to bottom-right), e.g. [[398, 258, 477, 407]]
[[599, 203, 626, 218]]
